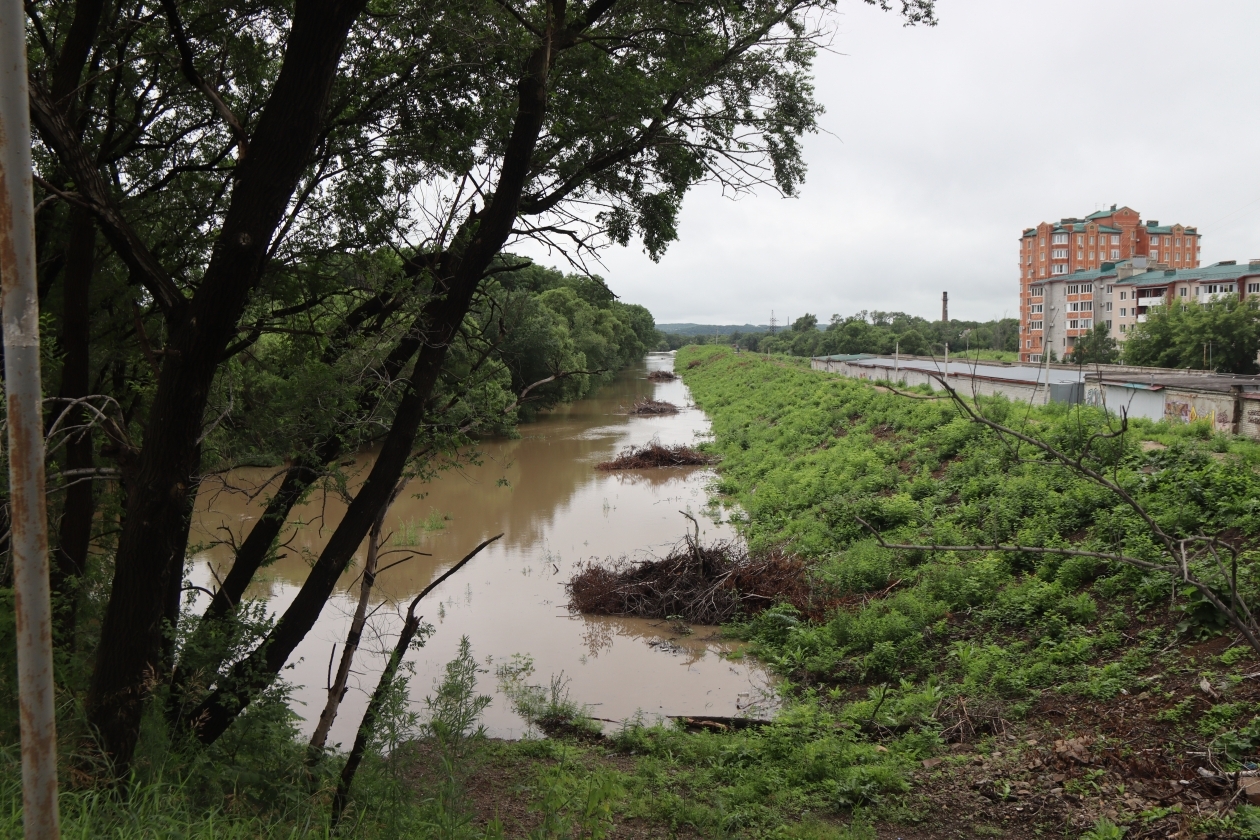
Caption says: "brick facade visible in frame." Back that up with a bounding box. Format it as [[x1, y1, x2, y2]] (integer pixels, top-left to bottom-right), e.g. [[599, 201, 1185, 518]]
[[1018, 206, 1202, 362]]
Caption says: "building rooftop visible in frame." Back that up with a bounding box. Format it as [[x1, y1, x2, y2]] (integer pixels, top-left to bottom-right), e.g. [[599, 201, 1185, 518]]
[[1114, 261, 1260, 286], [1086, 370, 1260, 395]]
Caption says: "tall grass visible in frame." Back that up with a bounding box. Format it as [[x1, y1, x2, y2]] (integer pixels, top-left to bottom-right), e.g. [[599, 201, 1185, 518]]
[[0, 638, 499, 838]]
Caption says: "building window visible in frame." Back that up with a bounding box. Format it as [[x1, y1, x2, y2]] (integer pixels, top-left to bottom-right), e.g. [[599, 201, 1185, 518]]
[[1110, 249, 1120, 259], [1175, 237, 1181, 246], [1082, 319, 1092, 329], [1052, 249, 1068, 259], [1030, 286, 1043, 298], [1248, 283, 1260, 294], [1039, 268, 1045, 277], [1040, 238, 1046, 245], [1105, 320, 1112, 329], [1180, 288, 1187, 296], [1106, 301, 1113, 312], [1151, 250, 1158, 260], [1025, 340, 1032, 349], [1067, 284, 1079, 294], [1040, 252, 1045, 261], [1068, 319, 1079, 330], [1110, 235, 1120, 245], [1052, 233, 1068, 244], [1030, 304, 1043, 314], [1119, 324, 1126, 333], [1120, 308, 1126, 316], [1052, 264, 1068, 275], [1120, 291, 1126, 300], [1030, 320, 1043, 331], [1088, 251, 1095, 260]]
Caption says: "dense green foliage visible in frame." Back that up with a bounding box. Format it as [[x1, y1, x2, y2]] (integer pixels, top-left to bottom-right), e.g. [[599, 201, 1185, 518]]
[[1124, 298, 1260, 374], [679, 346, 1260, 692], [665, 347, 1260, 838], [1, 639, 501, 838], [727, 312, 1019, 360], [1067, 323, 1120, 365]]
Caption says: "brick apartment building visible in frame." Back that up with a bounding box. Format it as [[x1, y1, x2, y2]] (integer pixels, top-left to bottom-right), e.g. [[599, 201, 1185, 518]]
[[1018, 205, 1203, 362]]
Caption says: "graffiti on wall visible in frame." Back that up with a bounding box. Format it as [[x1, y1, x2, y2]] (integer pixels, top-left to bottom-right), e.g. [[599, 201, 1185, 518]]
[[1165, 400, 1232, 431]]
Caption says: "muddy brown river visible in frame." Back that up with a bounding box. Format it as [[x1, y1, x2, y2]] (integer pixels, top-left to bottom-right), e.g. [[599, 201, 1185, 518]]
[[188, 352, 773, 745]]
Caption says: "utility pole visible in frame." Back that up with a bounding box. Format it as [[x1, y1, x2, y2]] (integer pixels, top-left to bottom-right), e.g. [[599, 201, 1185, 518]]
[[768, 310, 777, 336], [0, 0, 61, 835]]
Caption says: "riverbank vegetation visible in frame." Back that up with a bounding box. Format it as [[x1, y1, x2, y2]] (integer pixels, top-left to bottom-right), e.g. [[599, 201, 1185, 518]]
[[650, 344, 1260, 837], [724, 312, 1020, 361], [19, 0, 868, 801]]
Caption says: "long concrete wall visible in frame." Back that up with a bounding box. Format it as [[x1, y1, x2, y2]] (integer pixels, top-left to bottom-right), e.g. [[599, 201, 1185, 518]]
[[810, 358, 1053, 404], [814, 355, 1260, 440]]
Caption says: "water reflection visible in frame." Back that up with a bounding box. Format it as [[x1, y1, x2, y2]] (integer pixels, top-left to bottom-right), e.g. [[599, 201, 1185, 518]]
[[188, 352, 775, 742]]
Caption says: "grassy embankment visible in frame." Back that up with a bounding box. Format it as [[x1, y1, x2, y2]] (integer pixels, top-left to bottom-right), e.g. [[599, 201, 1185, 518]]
[[405, 345, 1260, 839]]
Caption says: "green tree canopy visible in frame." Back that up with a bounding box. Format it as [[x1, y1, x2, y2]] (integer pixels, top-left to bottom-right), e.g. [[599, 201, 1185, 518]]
[[1067, 324, 1120, 365], [1124, 299, 1260, 374]]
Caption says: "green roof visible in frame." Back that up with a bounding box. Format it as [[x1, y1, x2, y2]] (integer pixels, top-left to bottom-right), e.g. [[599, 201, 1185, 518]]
[[1115, 262, 1260, 286], [1097, 225, 1121, 233]]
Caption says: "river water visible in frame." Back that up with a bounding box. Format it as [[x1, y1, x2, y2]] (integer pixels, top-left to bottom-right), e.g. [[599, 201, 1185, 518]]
[[188, 352, 773, 745]]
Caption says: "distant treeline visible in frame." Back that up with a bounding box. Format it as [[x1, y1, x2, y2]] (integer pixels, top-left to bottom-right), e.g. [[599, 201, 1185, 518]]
[[658, 312, 1019, 357], [657, 323, 770, 336]]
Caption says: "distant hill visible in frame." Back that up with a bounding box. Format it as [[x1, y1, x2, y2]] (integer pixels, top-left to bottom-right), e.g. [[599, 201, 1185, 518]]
[[657, 323, 770, 335]]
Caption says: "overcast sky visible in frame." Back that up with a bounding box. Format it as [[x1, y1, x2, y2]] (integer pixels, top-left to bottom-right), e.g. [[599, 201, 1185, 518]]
[[539, 0, 1260, 326]]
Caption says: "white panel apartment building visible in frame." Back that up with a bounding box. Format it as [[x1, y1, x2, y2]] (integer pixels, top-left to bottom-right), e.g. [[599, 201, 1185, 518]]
[[1023, 258, 1260, 363]]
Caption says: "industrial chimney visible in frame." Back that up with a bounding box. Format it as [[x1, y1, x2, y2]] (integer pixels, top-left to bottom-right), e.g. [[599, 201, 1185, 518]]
[[942, 291, 949, 323]]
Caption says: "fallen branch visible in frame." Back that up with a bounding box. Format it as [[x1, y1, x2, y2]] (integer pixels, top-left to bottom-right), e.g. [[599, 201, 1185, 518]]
[[596, 440, 714, 470], [331, 533, 502, 828]]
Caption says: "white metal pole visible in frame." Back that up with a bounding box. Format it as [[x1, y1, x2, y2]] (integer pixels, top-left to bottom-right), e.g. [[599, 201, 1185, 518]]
[[0, 0, 61, 835]]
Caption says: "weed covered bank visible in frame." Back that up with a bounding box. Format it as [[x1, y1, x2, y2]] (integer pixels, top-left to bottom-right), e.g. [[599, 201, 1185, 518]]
[[674, 345, 1260, 838]]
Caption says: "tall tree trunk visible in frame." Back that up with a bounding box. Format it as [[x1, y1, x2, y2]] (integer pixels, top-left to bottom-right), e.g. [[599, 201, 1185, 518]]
[[167, 304, 427, 716], [51, 207, 97, 644], [83, 0, 369, 771]]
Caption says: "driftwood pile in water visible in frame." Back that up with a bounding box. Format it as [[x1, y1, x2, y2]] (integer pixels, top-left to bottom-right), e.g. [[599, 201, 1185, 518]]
[[646, 370, 678, 382], [596, 441, 714, 470], [628, 398, 679, 415], [567, 532, 816, 624]]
